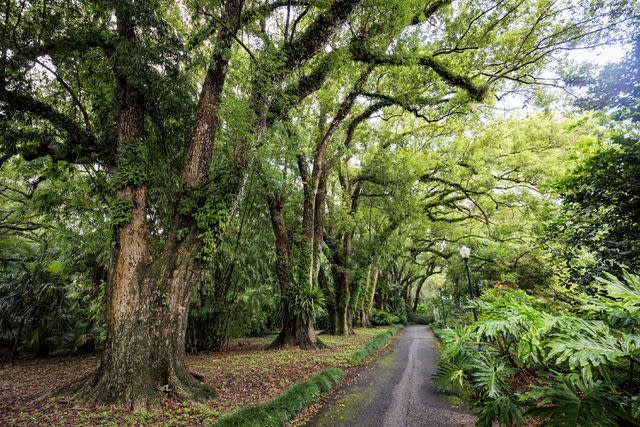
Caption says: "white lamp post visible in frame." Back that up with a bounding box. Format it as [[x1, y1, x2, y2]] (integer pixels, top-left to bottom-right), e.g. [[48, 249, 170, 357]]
[[460, 246, 478, 321]]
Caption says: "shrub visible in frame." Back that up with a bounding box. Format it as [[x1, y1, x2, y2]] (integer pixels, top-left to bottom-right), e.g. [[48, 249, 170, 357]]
[[370, 309, 401, 326], [525, 371, 623, 426], [415, 301, 435, 314], [410, 312, 432, 325], [434, 271, 640, 426]]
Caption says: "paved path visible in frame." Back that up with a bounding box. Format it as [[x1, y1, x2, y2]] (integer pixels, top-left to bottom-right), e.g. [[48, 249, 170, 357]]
[[307, 326, 476, 427]]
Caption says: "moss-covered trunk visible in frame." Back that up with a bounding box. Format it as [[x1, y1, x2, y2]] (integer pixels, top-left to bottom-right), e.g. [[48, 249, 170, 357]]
[[267, 194, 323, 348], [328, 230, 354, 336], [64, 67, 215, 412], [68, 232, 215, 408]]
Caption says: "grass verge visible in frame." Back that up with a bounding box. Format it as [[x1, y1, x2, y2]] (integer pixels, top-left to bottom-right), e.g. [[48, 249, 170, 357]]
[[349, 324, 403, 365], [211, 368, 344, 427], [430, 323, 445, 341]]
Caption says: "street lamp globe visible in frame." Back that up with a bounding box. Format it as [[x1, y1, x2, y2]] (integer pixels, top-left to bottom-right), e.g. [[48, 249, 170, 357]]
[[459, 245, 471, 259], [437, 283, 443, 290]]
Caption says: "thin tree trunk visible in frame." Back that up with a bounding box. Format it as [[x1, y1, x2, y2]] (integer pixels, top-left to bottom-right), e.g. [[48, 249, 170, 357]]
[[11, 313, 26, 364], [413, 281, 424, 313], [267, 194, 324, 348], [328, 231, 353, 336], [363, 267, 379, 327], [360, 266, 371, 327], [314, 168, 328, 286], [318, 264, 336, 333]]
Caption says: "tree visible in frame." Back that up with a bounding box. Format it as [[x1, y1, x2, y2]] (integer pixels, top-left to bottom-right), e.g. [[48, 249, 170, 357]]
[[553, 25, 640, 289], [1, 0, 368, 409], [572, 34, 640, 122], [552, 138, 640, 289]]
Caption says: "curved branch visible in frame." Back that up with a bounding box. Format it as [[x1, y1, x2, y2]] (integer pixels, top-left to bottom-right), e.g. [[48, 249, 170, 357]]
[[350, 42, 488, 101], [0, 88, 104, 164]]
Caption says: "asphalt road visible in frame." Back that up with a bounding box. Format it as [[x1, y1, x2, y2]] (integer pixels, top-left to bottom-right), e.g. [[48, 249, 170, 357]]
[[307, 326, 476, 427]]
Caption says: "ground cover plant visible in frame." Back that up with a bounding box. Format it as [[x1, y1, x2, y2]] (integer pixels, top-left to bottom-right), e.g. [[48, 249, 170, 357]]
[[212, 368, 345, 427]]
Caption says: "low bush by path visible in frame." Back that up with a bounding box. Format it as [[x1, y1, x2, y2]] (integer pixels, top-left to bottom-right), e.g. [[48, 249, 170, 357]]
[[350, 325, 403, 365], [0, 327, 390, 426]]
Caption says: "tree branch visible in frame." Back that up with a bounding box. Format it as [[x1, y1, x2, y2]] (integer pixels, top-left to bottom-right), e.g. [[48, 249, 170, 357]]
[[350, 42, 488, 101], [0, 88, 104, 164]]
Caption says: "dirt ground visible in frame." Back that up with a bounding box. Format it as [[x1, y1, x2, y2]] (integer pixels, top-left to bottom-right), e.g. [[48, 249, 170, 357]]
[[0, 328, 387, 426]]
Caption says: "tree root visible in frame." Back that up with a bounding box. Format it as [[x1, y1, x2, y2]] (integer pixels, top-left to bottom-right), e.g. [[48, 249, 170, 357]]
[[269, 333, 326, 350], [54, 366, 214, 411]]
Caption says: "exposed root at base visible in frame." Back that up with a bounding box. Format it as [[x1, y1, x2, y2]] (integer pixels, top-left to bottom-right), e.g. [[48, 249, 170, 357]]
[[268, 335, 327, 350], [54, 368, 215, 411]]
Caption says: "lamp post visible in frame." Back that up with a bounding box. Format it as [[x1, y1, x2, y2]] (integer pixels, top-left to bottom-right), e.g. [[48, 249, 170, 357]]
[[460, 246, 478, 322], [437, 283, 446, 322]]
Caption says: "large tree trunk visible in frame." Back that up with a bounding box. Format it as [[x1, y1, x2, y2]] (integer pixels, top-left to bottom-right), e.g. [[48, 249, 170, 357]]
[[61, 1, 243, 410], [67, 234, 215, 409], [152, 233, 214, 401], [271, 311, 322, 349], [65, 63, 214, 411]]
